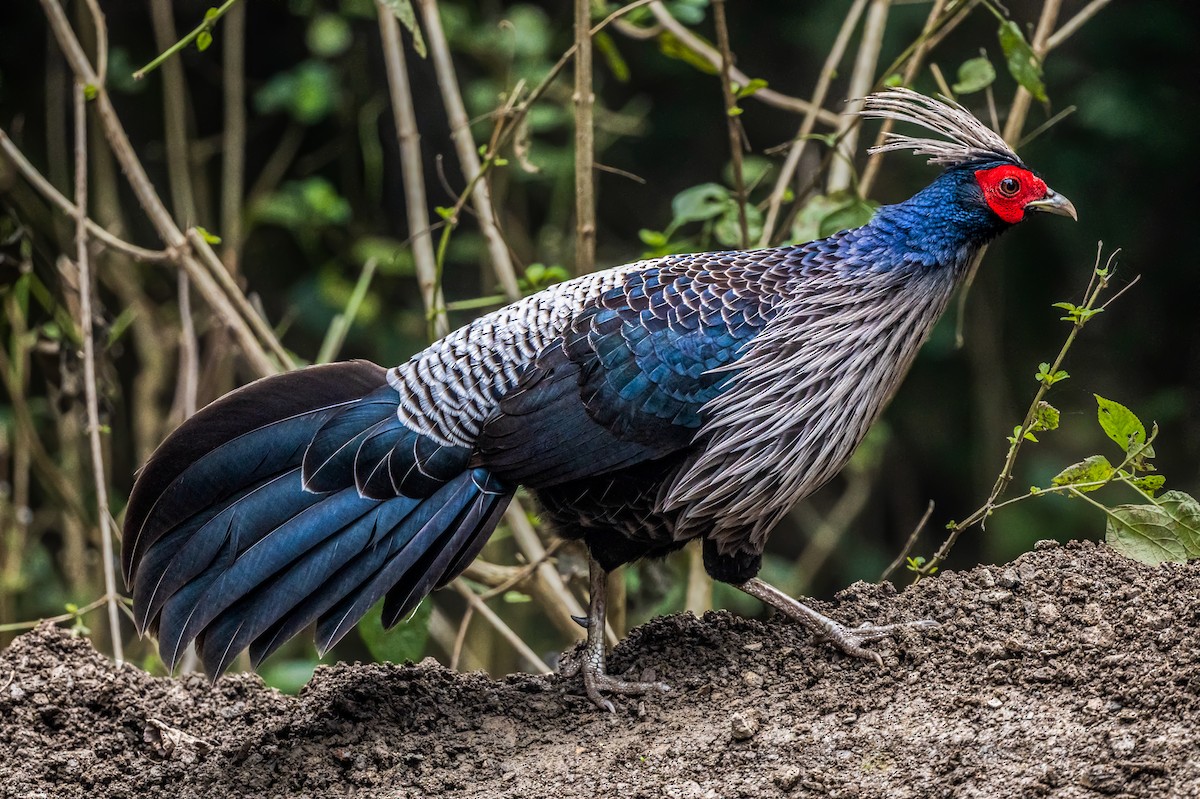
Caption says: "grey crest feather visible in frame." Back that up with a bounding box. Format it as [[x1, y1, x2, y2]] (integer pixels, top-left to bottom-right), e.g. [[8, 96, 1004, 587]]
[[859, 87, 1022, 168]]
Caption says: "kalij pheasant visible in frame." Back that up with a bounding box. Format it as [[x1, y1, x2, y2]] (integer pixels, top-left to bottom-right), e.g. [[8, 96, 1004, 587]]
[[123, 89, 1077, 710]]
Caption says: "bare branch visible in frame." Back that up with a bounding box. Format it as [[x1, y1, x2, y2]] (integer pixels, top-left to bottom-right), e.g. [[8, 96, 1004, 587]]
[[572, 0, 597, 274], [73, 81, 123, 663]]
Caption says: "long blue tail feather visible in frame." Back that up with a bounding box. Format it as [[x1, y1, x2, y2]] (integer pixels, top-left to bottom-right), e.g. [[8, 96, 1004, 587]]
[[199, 496, 421, 674], [123, 362, 513, 676]]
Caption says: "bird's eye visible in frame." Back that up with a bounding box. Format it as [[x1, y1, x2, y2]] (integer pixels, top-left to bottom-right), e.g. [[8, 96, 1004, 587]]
[[998, 177, 1020, 197]]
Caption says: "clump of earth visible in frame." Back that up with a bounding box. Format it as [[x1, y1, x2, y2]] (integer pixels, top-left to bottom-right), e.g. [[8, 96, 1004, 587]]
[[2, 540, 1197, 798]]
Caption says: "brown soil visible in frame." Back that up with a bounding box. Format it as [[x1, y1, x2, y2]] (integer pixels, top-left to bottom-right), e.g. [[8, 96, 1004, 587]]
[[1, 540, 1198, 799]]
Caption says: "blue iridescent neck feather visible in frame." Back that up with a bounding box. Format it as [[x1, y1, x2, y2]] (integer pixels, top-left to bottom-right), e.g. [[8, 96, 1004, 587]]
[[838, 161, 1013, 273]]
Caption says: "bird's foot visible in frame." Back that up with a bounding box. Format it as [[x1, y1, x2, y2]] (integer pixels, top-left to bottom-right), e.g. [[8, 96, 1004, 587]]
[[559, 646, 670, 713], [813, 618, 940, 665], [737, 577, 939, 665]]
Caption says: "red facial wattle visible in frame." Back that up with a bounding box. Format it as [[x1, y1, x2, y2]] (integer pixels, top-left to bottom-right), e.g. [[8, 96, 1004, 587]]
[[974, 164, 1048, 224]]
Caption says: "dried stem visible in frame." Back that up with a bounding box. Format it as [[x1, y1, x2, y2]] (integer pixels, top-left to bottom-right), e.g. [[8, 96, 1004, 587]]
[[417, 0, 520, 300], [645, 2, 840, 126], [376, 0, 446, 337], [73, 82, 123, 663], [39, 0, 292, 377], [572, 0, 597, 274], [827, 0, 890, 194], [0, 131, 170, 263], [220, 0, 246, 271], [452, 582, 550, 674], [150, 0, 200, 424], [758, 0, 868, 246], [858, 0, 950, 196], [879, 500, 934, 582], [1046, 0, 1111, 50], [711, 0, 748, 248]]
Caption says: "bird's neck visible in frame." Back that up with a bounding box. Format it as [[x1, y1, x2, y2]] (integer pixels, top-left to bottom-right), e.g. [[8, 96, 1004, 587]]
[[842, 169, 1008, 274]]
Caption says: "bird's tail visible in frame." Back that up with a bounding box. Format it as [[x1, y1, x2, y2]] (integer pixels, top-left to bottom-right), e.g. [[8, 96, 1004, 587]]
[[122, 360, 512, 676]]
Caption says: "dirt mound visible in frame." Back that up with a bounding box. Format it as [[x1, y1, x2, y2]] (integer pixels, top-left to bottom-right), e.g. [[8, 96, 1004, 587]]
[[1, 540, 1197, 798]]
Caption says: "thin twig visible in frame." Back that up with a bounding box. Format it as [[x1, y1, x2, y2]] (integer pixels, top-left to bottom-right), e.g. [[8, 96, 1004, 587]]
[[150, 0, 201, 424], [0, 130, 170, 262], [827, 0, 891, 194], [449, 605, 475, 671], [377, 0, 446, 337], [73, 81, 123, 663], [645, 2, 841, 126], [572, 0, 597, 273], [0, 595, 112, 634], [859, 0, 950, 196], [953, 0, 1065, 347], [711, 0, 748, 248], [220, 0, 246, 272], [758, 0, 869, 246], [452, 582, 550, 674], [879, 500, 934, 582], [133, 0, 242, 80], [417, 0, 520, 300], [40, 0, 291, 376], [1046, 0, 1111, 50], [924, 245, 1121, 574]]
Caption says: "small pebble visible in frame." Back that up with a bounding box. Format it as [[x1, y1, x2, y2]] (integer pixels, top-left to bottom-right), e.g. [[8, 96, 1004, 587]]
[[730, 712, 758, 741], [742, 670, 764, 689]]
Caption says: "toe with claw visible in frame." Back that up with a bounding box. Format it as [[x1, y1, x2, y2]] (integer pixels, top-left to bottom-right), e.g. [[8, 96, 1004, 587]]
[[738, 577, 939, 663]]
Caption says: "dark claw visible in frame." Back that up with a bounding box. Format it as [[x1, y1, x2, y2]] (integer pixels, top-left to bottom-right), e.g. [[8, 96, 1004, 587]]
[[570, 614, 588, 629]]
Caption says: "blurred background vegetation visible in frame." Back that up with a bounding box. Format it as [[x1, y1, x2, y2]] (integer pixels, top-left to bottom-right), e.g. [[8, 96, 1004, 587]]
[[0, 0, 1195, 691]]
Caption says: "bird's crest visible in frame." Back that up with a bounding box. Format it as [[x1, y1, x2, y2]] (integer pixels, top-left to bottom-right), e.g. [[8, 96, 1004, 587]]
[[859, 88, 1023, 168]]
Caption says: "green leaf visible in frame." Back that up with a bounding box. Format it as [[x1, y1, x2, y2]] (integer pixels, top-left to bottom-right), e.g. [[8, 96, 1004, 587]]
[[671, 183, 731, 223], [1130, 474, 1166, 496], [657, 31, 719, 75], [196, 30, 213, 52], [714, 203, 763, 248], [358, 598, 431, 663], [997, 20, 1047, 103], [1030, 400, 1060, 433], [1095, 395, 1150, 455], [83, 84, 98, 101], [1051, 301, 1103, 324], [254, 61, 340, 125], [735, 78, 768, 99], [952, 56, 996, 95], [1050, 455, 1113, 491], [882, 73, 903, 88], [791, 191, 878, 243], [594, 31, 630, 83], [1105, 503, 1189, 565], [1157, 491, 1200, 557], [639, 229, 667, 248], [307, 13, 353, 58], [381, 0, 427, 58], [1034, 362, 1069, 385], [194, 225, 222, 245]]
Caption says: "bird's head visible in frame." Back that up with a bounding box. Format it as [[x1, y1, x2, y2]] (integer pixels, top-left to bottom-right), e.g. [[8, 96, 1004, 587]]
[[860, 88, 1077, 233], [971, 162, 1076, 224]]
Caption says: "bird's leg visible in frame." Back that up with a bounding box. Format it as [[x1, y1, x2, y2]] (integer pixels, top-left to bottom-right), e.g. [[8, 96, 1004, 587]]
[[736, 577, 938, 665], [565, 554, 671, 712]]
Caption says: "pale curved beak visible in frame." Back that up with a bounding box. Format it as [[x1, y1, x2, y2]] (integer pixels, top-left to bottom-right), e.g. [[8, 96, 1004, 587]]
[[1025, 188, 1078, 221]]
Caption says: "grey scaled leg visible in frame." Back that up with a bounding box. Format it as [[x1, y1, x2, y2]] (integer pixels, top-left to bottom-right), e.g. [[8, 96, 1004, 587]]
[[737, 577, 939, 665], [567, 554, 670, 712]]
